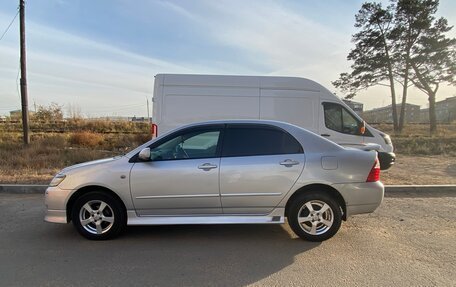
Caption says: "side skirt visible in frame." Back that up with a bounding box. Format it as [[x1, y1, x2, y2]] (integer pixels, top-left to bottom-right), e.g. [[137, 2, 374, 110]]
[[126, 208, 285, 225]]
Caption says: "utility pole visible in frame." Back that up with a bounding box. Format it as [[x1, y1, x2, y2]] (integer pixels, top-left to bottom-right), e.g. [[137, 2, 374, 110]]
[[19, 0, 30, 144]]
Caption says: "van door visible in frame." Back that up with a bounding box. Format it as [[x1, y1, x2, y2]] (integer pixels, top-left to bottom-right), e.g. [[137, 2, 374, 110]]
[[319, 102, 365, 147]]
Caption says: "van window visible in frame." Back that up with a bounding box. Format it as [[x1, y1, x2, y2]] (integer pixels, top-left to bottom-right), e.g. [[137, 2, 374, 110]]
[[222, 126, 303, 157], [323, 103, 361, 135]]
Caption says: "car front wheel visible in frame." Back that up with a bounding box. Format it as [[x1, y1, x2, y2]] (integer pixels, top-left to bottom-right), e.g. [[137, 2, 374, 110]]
[[71, 191, 126, 240], [288, 192, 342, 242]]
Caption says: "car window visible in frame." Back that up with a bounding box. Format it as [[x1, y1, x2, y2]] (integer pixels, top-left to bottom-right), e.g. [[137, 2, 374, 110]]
[[222, 126, 303, 157], [150, 130, 221, 161], [323, 103, 361, 135]]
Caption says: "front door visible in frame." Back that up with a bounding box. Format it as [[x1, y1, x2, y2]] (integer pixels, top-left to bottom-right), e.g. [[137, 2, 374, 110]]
[[130, 127, 223, 216]]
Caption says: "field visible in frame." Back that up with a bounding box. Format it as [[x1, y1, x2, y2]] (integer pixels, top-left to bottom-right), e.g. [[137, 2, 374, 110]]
[[0, 121, 455, 184]]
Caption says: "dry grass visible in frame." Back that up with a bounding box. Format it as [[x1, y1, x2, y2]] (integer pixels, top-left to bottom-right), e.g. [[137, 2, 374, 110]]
[[69, 132, 104, 147], [371, 123, 456, 138], [1, 123, 455, 184], [371, 123, 456, 156], [0, 132, 150, 184], [0, 119, 150, 133]]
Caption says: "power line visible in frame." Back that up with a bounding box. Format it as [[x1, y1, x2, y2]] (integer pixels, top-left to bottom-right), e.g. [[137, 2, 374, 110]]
[[0, 9, 19, 42]]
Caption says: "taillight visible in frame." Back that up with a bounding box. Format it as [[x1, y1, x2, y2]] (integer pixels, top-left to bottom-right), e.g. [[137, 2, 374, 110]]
[[366, 157, 380, 182], [151, 123, 158, 138]]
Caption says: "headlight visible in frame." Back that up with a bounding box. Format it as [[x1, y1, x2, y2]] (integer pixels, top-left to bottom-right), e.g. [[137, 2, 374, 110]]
[[49, 174, 66, 187], [381, 133, 392, 145]]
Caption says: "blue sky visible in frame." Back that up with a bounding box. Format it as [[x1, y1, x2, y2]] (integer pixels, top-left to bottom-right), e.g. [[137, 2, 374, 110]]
[[1, 0, 455, 117]]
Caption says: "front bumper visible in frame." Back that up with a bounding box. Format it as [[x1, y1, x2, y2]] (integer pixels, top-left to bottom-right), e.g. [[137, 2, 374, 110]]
[[333, 181, 384, 217], [378, 152, 396, 170], [44, 186, 73, 224]]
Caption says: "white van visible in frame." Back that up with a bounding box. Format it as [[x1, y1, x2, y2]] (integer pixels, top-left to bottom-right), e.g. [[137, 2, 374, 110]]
[[151, 74, 395, 170]]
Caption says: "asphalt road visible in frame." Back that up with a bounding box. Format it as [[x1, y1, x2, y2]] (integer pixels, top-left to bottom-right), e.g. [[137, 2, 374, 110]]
[[0, 192, 455, 287]]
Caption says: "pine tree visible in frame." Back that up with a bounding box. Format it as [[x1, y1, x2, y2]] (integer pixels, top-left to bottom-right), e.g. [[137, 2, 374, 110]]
[[333, 2, 400, 131]]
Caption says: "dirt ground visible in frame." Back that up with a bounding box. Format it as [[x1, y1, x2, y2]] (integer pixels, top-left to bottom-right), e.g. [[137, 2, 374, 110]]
[[382, 155, 456, 185]]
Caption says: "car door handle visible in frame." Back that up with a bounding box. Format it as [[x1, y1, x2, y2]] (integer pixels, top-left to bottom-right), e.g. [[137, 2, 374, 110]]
[[279, 159, 300, 166], [198, 163, 218, 170], [321, 134, 330, 137]]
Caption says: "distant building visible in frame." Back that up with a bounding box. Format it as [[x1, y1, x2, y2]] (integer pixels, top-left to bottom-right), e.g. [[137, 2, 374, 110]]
[[419, 108, 429, 123], [91, 116, 130, 122], [9, 109, 35, 120], [342, 99, 364, 116], [419, 96, 456, 123], [436, 96, 456, 123], [9, 110, 22, 119], [89, 116, 151, 122], [131, 116, 152, 122], [363, 103, 421, 123]]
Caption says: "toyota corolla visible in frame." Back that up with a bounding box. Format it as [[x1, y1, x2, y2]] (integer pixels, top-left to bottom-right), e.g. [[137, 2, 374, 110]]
[[45, 120, 383, 241]]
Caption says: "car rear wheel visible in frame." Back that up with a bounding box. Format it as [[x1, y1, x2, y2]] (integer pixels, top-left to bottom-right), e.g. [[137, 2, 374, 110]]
[[71, 192, 126, 240], [288, 192, 342, 242]]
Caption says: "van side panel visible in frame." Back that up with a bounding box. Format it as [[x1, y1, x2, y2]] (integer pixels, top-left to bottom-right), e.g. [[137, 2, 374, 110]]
[[163, 74, 259, 87], [260, 89, 319, 133], [152, 74, 165, 126], [160, 85, 260, 133]]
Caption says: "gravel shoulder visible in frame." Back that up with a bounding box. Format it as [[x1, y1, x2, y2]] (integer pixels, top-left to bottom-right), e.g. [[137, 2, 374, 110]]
[[382, 155, 456, 185], [0, 193, 454, 287]]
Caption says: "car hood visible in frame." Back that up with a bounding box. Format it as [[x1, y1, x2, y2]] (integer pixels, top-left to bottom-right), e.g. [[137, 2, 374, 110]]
[[61, 156, 122, 173]]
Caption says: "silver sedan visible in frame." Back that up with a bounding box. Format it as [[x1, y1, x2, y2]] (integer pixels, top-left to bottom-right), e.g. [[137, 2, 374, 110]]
[[45, 120, 383, 241]]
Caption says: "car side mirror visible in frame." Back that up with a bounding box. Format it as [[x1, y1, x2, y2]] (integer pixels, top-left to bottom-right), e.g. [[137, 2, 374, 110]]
[[138, 148, 151, 161], [359, 121, 366, 135]]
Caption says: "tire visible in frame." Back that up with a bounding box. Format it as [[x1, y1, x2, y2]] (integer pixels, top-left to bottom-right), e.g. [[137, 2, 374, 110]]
[[288, 192, 342, 242], [71, 191, 126, 240]]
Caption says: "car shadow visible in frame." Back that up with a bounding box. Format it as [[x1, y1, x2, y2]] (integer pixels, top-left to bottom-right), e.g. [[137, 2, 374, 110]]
[[46, 224, 318, 286], [0, 195, 320, 287], [118, 224, 320, 286]]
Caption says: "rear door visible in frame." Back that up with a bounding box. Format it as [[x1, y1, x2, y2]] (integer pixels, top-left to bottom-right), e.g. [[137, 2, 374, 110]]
[[219, 124, 305, 214]]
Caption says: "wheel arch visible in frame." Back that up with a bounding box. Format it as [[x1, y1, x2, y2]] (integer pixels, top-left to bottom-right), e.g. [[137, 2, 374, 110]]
[[66, 185, 127, 223], [285, 184, 347, 220]]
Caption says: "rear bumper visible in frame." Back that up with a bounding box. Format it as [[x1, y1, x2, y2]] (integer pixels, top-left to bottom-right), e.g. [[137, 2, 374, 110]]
[[333, 181, 384, 217], [378, 152, 395, 170]]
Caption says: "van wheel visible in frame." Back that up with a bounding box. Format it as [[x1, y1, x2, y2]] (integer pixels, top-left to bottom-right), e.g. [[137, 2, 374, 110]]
[[288, 192, 342, 242], [71, 192, 126, 240]]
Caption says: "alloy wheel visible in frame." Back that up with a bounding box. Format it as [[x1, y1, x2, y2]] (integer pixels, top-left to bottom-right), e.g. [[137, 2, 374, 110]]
[[79, 200, 115, 235], [297, 200, 334, 235]]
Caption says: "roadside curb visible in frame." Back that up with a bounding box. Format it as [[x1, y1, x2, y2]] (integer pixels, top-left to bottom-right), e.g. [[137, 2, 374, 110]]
[[385, 185, 456, 192], [1, 184, 455, 195], [0, 184, 48, 194]]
